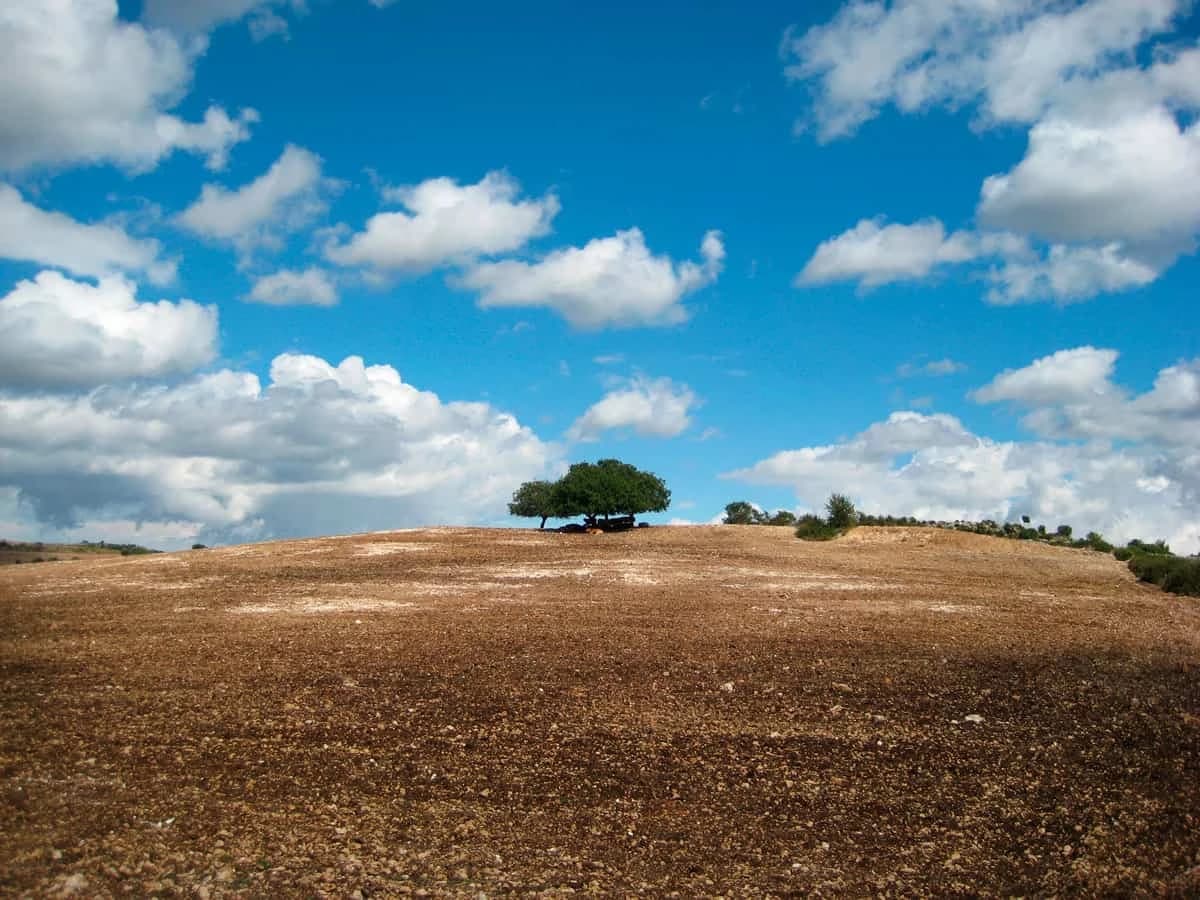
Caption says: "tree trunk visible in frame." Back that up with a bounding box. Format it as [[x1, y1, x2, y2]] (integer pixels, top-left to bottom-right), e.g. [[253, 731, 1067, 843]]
[[539, 516, 547, 529]]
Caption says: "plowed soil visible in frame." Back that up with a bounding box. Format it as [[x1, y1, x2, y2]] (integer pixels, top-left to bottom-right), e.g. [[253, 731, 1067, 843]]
[[2, 525, 1199, 897]]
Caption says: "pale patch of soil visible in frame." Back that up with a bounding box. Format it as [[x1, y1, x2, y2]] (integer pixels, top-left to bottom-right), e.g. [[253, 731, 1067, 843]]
[[1, 525, 1198, 897]]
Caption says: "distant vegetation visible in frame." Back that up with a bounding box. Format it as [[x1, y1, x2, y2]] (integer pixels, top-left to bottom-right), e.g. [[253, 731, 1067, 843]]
[[722, 495, 1198, 599], [510, 459, 670, 531], [0, 539, 159, 565]]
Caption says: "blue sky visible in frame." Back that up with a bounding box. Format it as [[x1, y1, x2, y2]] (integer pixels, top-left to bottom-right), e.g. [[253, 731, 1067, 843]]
[[1, 0, 1198, 551]]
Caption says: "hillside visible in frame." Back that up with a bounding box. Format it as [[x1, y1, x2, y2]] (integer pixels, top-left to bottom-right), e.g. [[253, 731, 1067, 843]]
[[2, 525, 1198, 896], [0, 540, 158, 566]]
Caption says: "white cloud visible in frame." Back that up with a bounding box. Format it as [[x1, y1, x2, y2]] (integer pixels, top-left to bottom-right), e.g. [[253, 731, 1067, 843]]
[[0, 185, 176, 285], [142, 0, 300, 38], [0, 271, 217, 389], [461, 228, 724, 329], [972, 347, 1200, 448], [247, 268, 338, 306], [0, 0, 256, 172], [986, 243, 1158, 305], [972, 347, 1118, 407], [796, 218, 976, 288], [567, 375, 698, 441], [896, 358, 967, 378], [798, 218, 1158, 304], [178, 145, 333, 251], [0, 354, 560, 546], [726, 407, 1200, 554], [785, 3, 1200, 301], [327, 172, 559, 272], [978, 108, 1200, 249], [782, 0, 1185, 140]]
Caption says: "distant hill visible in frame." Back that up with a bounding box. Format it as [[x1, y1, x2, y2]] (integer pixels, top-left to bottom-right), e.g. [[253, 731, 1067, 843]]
[[0, 539, 159, 565]]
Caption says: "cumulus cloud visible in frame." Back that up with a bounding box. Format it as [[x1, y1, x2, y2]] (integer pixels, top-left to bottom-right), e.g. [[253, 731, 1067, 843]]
[[978, 108, 1200, 249], [972, 347, 1118, 407], [0, 185, 176, 285], [796, 218, 976, 289], [0, 271, 217, 389], [178, 145, 333, 251], [327, 172, 559, 273], [461, 228, 724, 329], [247, 268, 338, 306], [0, 354, 560, 546], [786, 2, 1200, 301], [727, 414, 1200, 554], [728, 348, 1200, 553], [782, 0, 1185, 140], [0, 0, 256, 172], [986, 243, 1158, 305], [972, 347, 1200, 448], [567, 376, 698, 441], [797, 217, 1158, 304]]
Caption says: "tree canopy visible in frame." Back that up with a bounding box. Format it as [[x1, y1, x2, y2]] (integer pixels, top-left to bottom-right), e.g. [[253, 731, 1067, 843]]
[[509, 459, 670, 527], [507, 480, 562, 529]]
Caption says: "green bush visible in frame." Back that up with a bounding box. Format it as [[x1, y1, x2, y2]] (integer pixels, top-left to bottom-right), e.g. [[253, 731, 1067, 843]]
[[794, 519, 843, 541], [1128, 553, 1180, 586], [1113, 546, 1133, 561], [1127, 538, 1172, 556], [1161, 559, 1200, 597], [825, 493, 858, 530]]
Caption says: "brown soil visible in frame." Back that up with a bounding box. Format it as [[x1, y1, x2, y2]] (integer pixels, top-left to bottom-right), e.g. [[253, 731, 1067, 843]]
[[2, 525, 1199, 897]]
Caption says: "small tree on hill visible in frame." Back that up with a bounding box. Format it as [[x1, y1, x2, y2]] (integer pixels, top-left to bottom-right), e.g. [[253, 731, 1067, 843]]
[[723, 501, 763, 525], [825, 493, 858, 530], [508, 480, 563, 529], [767, 509, 797, 527]]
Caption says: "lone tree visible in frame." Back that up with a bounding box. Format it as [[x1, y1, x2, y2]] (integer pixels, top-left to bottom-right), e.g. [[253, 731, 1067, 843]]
[[723, 501, 763, 525], [825, 493, 858, 530], [507, 480, 561, 529], [554, 459, 670, 522], [510, 459, 670, 528]]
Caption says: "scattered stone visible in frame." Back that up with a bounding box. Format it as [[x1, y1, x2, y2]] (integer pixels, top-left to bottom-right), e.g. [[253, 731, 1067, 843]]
[[963, 714, 985, 724]]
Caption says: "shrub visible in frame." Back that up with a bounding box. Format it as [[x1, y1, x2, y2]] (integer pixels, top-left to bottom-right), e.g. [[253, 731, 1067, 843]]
[[794, 518, 843, 541], [1128, 553, 1180, 586], [1085, 531, 1114, 553], [723, 501, 763, 525], [1161, 559, 1200, 597], [766, 510, 797, 527], [825, 493, 858, 530], [1113, 547, 1133, 561], [1127, 538, 1171, 556], [1056, 524, 1073, 538], [192, 543, 209, 550]]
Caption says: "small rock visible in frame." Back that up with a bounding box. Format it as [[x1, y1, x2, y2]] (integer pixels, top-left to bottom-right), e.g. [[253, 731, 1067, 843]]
[[963, 714, 985, 724], [832, 682, 853, 693], [57, 873, 88, 896], [720, 681, 735, 693]]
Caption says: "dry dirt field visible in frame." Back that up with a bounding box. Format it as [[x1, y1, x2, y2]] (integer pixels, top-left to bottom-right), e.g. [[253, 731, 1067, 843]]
[[2, 525, 1199, 897]]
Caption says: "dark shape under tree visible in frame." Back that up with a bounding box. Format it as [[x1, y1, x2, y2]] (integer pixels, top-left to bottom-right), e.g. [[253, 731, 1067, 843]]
[[507, 480, 562, 529]]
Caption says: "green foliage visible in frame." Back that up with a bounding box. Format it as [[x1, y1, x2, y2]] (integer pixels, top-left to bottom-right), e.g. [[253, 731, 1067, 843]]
[[794, 514, 842, 541], [824, 493, 858, 530], [1113, 546, 1134, 562], [508, 480, 564, 529], [723, 501, 763, 525], [1056, 524, 1073, 538], [1161, 560, 1200, 597], [534, 459, 670, 523], [191, 543, 209, 550], [1084, 531, 1113, 553], [1127, 538, 1171, 556], [766, 510, 797, 527]]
